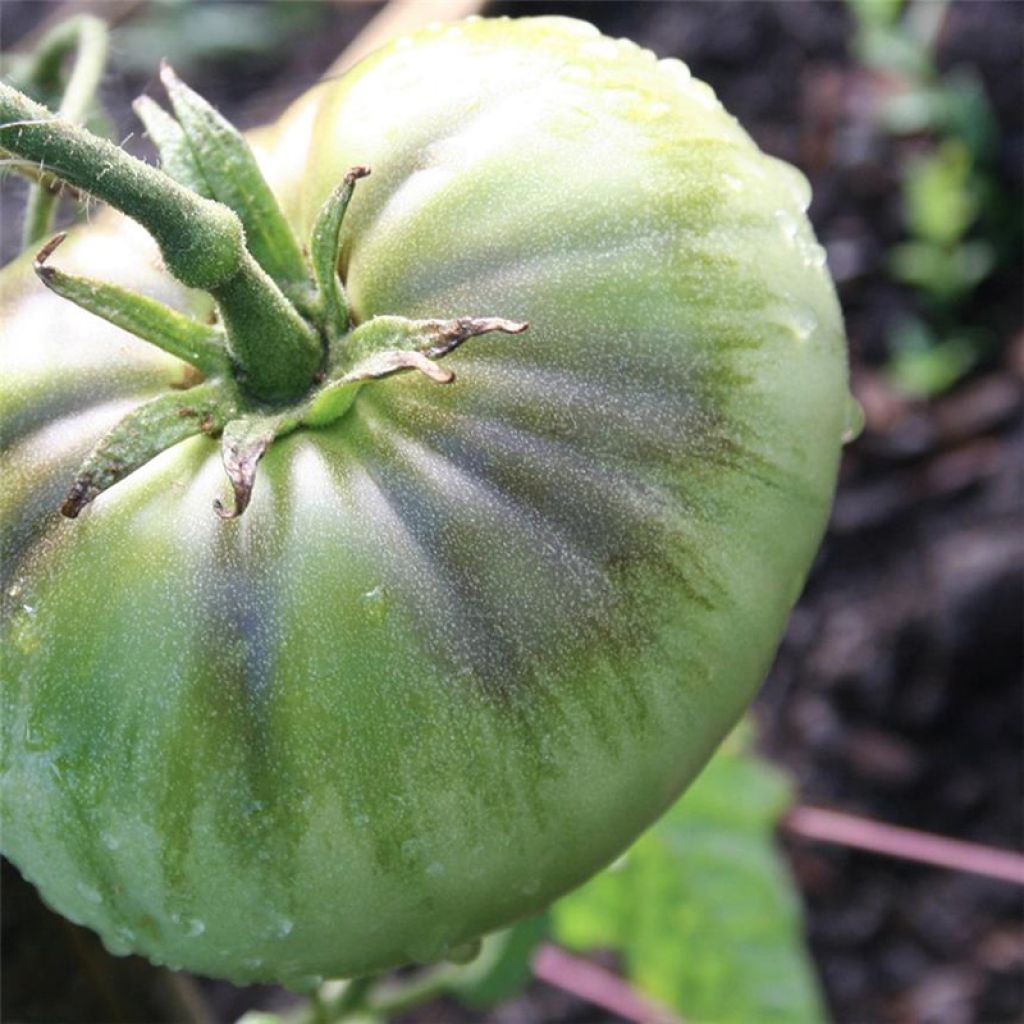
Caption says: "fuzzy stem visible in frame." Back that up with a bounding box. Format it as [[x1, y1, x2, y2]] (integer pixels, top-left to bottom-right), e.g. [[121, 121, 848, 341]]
[[0, 81, 242, 290], [0, 82, 324, 400]]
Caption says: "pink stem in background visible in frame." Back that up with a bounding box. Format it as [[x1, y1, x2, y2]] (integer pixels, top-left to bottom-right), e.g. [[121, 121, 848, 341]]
[[784, 805, 1024, 886], [531, 943, 682, 1024]]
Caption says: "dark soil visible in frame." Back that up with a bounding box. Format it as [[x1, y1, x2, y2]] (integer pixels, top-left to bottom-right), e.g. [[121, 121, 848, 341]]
[[3, 3, 1021, 1023]]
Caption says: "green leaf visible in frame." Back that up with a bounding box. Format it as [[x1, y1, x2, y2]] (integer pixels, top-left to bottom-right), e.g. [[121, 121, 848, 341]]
[[889, 239, 994, 304], [886, 318, 982, 397], [903, 140, 978, 246], [846, 0, 904, 30], [552, 724, 825, 1024]]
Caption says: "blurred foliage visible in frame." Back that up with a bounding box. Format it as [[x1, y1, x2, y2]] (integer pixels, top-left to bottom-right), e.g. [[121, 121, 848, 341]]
[[551, 724, 825, 1024], [847, 0, 1015, 397], [110, 0, 328, 75]]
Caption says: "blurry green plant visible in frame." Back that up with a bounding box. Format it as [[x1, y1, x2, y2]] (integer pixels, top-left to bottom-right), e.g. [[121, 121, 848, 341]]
[[847, 0, 1015, 397], [111, 0, 328, 75]]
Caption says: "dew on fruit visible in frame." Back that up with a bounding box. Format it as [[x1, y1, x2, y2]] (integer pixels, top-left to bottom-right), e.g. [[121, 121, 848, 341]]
[[805, 243, 828, 269], [425, 861, 445, 878], [659, 57, 692, 86], [10, 601, 42, 655], [446, 939, 482, 965], [274, 916, 294, 938], [76, 882, 103, 904], [106, 927, 136, 956], [360, 585, 390, 623], [400, 838, 423, 862], [404, 929, 451, 965], [788, 308, 819, 342], [185, 917, 206, 937], [22, 717, 58, 753], [774, 208, 799, 244], [100, 831, 120, 851], [842, 396, 866, 444], [353, 812, 370, 828], [775, 162, 813, 211]]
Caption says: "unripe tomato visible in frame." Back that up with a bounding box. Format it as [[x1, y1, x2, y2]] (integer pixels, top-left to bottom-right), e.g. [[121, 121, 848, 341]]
[[1, 17, 849, 985]]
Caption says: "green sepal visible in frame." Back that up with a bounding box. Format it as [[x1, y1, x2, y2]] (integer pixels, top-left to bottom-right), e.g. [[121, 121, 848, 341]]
[[132, 94, 211, 197], [159, 63, 313, 311], [61, 378, 238, 518], [0, 82, 323, 401], [310, 166, 370, 344], [304, 315, 527, 427], [34, 233, 230, 378], [214, 413, 296, 520]]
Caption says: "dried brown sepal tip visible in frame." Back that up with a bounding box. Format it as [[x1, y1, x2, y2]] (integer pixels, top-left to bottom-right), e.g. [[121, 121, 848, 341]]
[[33, 231, 68, 280], [60, 479, 96, 519], [423, 317, 528, 359], [213, 425, 275, 520]]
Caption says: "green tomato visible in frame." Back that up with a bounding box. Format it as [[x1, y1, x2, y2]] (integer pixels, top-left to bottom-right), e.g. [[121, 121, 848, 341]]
[[1, 17, 849, 985]]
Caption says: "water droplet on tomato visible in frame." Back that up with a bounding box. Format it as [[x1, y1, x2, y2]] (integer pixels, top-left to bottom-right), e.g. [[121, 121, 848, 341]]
[[789, 308, 818, 341], [274, 916, 294, 938], [360, 585, 390, 623], [842, 396, 865, 444], [106, 927, 136, 956], [101, 831, 120, 851], [774, 208, 799, 244], [805, 243, 827, 269], [76, 882, 103, 904], [446, 940, 482, 965], [185, 917, 205, 937], [23, 718, 58, 752], [659, 57, 692, 86], [425, 861, 445, 877]]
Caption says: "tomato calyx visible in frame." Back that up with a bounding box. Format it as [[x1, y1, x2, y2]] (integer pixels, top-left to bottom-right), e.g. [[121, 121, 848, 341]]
[[0, 69, 528, 520]]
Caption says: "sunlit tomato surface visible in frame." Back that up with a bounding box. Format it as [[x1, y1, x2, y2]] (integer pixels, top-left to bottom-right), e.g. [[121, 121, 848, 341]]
[[1, 17, 850, 984]]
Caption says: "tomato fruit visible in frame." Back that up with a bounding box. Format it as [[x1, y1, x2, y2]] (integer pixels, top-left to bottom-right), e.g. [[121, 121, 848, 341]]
[[1, 16, 850, 985]]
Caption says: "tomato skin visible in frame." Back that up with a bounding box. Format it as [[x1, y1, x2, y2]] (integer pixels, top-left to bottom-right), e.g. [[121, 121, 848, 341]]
[[1, 17, 847, 984]]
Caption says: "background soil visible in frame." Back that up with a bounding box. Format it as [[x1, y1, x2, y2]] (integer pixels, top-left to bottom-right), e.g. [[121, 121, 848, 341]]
[[2, 3, 1021, 1023]]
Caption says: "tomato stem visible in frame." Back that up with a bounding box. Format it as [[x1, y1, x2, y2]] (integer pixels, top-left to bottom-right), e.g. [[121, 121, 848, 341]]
[[0, 77, 529, 520], [0, 81, 323, 402]]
